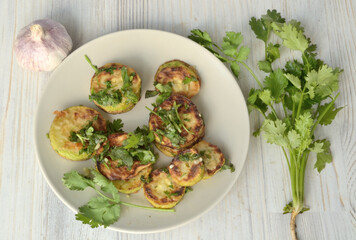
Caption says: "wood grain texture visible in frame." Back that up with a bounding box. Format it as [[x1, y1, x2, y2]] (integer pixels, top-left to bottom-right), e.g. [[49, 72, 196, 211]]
[[0, 0, 356, 239]]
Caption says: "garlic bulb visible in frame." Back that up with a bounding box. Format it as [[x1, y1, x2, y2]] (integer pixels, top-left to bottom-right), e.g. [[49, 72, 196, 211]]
[[14, 19, 73, 72]]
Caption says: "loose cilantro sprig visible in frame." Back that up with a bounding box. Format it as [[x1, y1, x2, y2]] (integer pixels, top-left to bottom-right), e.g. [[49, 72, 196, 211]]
[[188, 29, 257, 85], [62, 168, 174, 228], [190, 9, 343, 239]]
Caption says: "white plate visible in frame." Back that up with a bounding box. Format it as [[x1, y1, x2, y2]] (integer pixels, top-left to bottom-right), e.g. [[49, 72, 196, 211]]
[[34, 29, 250, 233]]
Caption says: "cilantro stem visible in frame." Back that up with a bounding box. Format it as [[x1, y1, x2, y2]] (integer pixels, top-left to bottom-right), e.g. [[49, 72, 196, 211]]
[[240, 62, 263, 88], [302, 53, 310, 72], [299, 151, 309, 202], [282, 147, 290, 171], [92, 188, 117, 202], [289, 149, 298, 203], [310, 93, 340, 135], [270, 105, 279, 119], [282, 96, 288, 119], [296, 86, 307, 120], [85, 55, 99, 74], [120, 202, 175, 212]]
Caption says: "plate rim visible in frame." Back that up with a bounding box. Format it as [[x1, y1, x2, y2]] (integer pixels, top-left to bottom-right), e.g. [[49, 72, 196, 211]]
[[34, 28, 250, 233]]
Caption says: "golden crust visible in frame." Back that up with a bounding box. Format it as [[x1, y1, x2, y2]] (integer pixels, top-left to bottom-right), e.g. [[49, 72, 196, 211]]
[[49, 106, 106, 161], [112, 165, 152, 194], [154, 59, 201, 98], [169, 148, 204, 186], [148, 94, 205, 156], [90, 63, 141, 114], [193, 140, 226, 179], [96, 132, 151, 180], [144, 169, 185, 209]]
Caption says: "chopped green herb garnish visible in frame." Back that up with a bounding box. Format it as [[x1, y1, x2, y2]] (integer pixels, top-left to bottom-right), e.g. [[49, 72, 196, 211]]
[[89, 81, 123, 106], [140, 175, 152, 184], [221, 158, 235, 173], [69, 117, 107, 156], [164, 191, 179, 198], [185, 186, 193, 193], [106, 119, 124, 134], [145, 82, 173, 106], [183, 76, 198, 84], [178, 152, 201, 161], [146, 101, 191, 147]]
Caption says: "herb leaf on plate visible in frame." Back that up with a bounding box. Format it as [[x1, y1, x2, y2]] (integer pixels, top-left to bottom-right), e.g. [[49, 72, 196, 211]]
[[62, 168, 174, 228]]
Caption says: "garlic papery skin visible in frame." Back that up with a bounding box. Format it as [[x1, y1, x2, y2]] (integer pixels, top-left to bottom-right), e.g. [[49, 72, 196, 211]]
[[14, 19, 73, 72]]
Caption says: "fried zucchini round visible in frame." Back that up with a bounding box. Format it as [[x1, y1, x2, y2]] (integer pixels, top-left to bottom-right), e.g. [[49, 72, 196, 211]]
[[154, 59, 201, 98], [112, 165, 152, 194], [49, 106, 106, 161], [90, 63, 141, 114], [96, 132, 152, 180], [193, 140, 226, 180], [148, 94, 205, 156], [169, 148, 204, 186], [144, 169, 186, 209]]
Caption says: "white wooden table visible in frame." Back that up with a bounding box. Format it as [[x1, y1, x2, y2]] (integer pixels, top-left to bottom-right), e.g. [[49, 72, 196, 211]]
[[1, 0, 356, 239]]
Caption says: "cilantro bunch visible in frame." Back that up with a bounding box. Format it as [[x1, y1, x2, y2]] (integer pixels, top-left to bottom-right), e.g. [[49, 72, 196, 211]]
[[189, 9, 343, 239], [62, 168, 174, 228]]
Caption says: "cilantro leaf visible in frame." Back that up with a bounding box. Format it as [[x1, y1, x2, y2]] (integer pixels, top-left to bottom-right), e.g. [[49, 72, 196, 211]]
[[259, 89, 272, 105], [236, 46, 250, 62], [183, 76, 198, 84], [145, 90, 159, 98], [258, 61, 272, 73], [317, 103, 343, 125], [272, 23, 309, 52], [314, 139, 332, 172], [287, 130, 301, 149], [305, 65, 339, 99], [90, 169, 120, 202], [76, 196, 120, 228], [188, 30, 228, 62], [230, 62, 240, 77], [247, 88, 268, 114], [284, 73, 301, 89], [108, 147, 133, 170], [62, 171, 95, 190], [264, 68, 288, 99], [222, 32, 243, 57], [266, 43, 280, 62], [130, 149, 156, 164], [295, 112, 313, 151], [261, 119, 288, 147], [262, 9, 285, 27], [249, 17, 268, 42], [106, 119, 124, 134]]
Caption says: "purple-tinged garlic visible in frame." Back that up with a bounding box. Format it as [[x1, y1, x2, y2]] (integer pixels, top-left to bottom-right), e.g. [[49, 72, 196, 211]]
[[14, 19, 73, 72]]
